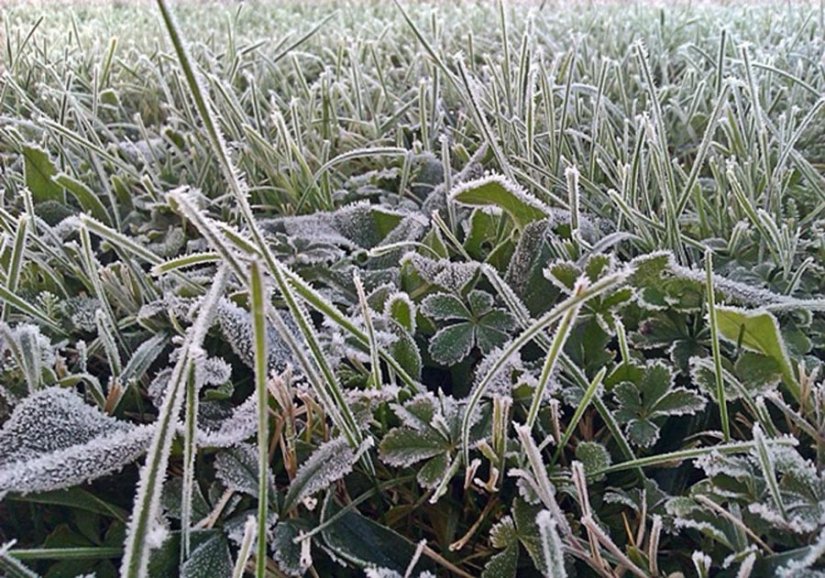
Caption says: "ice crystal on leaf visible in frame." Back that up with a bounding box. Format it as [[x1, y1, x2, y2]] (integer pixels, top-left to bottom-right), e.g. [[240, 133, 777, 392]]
[[216, 298, 297, 373], [283, 436, 370, 512], [0, 387, 153, 497], [196, 394, 258, 448], [401, 252, 479, 292]]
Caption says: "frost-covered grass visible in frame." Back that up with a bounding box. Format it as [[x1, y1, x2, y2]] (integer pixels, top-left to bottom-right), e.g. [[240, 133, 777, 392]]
[[2, 0, 825, 576]]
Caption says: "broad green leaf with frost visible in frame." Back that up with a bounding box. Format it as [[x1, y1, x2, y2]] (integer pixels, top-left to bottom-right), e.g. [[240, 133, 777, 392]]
[[451, 174, 549, 229], [381, 393, 485, 492], [272, 520, 310, 576], [0, 387, 153, 497], [482, 516, 519, 578], [575, 441, 612, 481], [196, 395, 258, 448], [464, 207, 514, 266], [214, 444, 274, 499], [23, 145, 64, 204], [613, 362, 706, 447], [264, 202, 406, 249], [181, 533, 233, 578], [401, 252, 480, 292], [379, 427, 449, 468], [715, 306, 799, 400], [320, 496, 433, 573], [385, 292, 416, 333], [52, 173, 111, 225], [216, 299, 297, 374]]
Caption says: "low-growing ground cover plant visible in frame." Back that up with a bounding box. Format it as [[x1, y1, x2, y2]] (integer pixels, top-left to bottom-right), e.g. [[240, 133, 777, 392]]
[[1, 0, 825, 576]]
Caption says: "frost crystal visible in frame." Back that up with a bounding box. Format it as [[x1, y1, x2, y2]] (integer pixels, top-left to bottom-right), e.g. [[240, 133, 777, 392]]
[[214, 443, 273, 497], [197, 395, 258, 448], [401, 252, 479, 292], [216, 298, 298, 373], [0, 323, 56, 393], [284, 437, 369, 511], [0, 387, 154, 496], [473, 346, 530, 397], [261, 202, 408, 250], [62, 296, 101, 332]]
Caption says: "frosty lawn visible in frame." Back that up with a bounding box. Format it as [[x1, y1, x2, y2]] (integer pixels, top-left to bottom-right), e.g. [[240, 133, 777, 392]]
[[1, 0, 825, 576]]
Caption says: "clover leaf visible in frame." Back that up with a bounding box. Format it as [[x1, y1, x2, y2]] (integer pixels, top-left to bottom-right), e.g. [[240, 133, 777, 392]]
[[379, 392, 486, 491], [613, 361, 706, 447], [421, 290, 516, 366]]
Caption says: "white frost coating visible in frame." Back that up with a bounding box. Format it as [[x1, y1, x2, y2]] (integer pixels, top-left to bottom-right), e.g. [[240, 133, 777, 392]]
[[778, 528, 825, 577], [145, 521, 170, 550], [197, 394, 258, 448], [648, 251, 825, 311], [389, 392, 439, 432], [217, 298, 298, 373], [284, 436, 372, 510], [536, 510, 567, 578], [195, 356, 233, 387], [0, 323, 56, 394], [214, 444, 267, 497], [473, 346, 531, 398], [400, 252, 479, 292], [120, 266, 229, 578], [63, 296, 102, 332], [262, 202, 408, 250], [365, 570, 436, 578], [692, 551, 712, 575], [0, 387, 154, 496], [449, 173, 551, 214]]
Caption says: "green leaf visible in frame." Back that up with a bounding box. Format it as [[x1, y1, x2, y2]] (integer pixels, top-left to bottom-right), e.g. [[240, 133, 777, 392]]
[[416, 453, 450, 489], [272, 520, 309, 576], [624, 419, 660, 448], [321, 497, 431, 573], [475, 310, 515, 353], [605, 361, 645, 389], [545, 261, 580, 292], [214, 444, 267, 498], [11, 488, 127, 522], [52, 173, 111, 225], [575, 442, 612, 481], [481, 544, 518, 578], [392, 394, 438, 430], [512, 499, 544, 573], [283, 437, 358, 512], [182, 533, 232, 578], [734, 352, 781, 391], [428, 322, 475, 365], [584, 254, 613, 283], [715, 306, 799, 400], [613, 362, 705, 447], [387, 319, 422, 380], [421, 226, 449, 259], [379, 427, 449, 468], [451, 175, 549, 229], [23, 145, 64, 204], [420, 293, 470, 321], [464, 208, 511, 262], [467, 290, 494, 317], [385, 293, 416, 333]]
